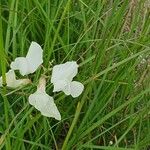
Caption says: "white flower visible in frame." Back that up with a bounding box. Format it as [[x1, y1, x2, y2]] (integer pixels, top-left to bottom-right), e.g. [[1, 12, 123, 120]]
[[29, 76, 61, 120], [0, 70, 31, 88], [51, 61, 84, 98], [10, 41, 43, 76]]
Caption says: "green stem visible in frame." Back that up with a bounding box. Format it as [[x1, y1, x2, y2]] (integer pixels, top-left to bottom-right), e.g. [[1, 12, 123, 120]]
[[62, 86, 90, 150]]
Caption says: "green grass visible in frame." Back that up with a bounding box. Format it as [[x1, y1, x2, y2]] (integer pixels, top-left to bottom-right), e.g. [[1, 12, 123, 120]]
[[0, 0, 150, 149]]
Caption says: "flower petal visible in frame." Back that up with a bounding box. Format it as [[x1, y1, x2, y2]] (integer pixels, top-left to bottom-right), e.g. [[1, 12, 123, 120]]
[[51, 61, 78, 84], [29, 76, 61, 120], [10, 41, 43, 76], [0, 70, 30, 88], [29, 91, 61, 120], [10, 57, 29, 76], [62, 83, 71, 95], [26, 41, 43, 74], [70, 81, 84, 98], [53, 79, 68, 92]]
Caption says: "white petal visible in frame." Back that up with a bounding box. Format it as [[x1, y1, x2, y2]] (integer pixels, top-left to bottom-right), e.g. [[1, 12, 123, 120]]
[[5, 70, 16, 81], [10, 41, 43, 76], [10, 57, 29, 76], [70, 81, 84, 98], [26, 41, 43, 74], [42, 96, 61, 120], [52, 80, 72, 95], [29, 91, 61, 120], [61, 81, 84, 97], [0, 70, 30, 88], [0, 70, 16, 86], [29, 77, 61, 120], [62, 82, 71, 95], [53, 79, 68, 92], [28, 92, 36, 106], [51, 61, 78, 84]]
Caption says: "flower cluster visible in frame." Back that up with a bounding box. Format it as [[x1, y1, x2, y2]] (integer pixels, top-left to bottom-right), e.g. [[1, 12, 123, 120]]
[[0, 41, 84, 120]]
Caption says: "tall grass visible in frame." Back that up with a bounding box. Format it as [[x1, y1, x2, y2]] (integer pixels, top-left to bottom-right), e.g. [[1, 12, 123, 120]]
[[0, 0, 150, 149]]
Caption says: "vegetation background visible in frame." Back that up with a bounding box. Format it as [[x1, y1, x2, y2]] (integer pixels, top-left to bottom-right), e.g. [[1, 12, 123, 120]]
[[0, 0, 150, 149]]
